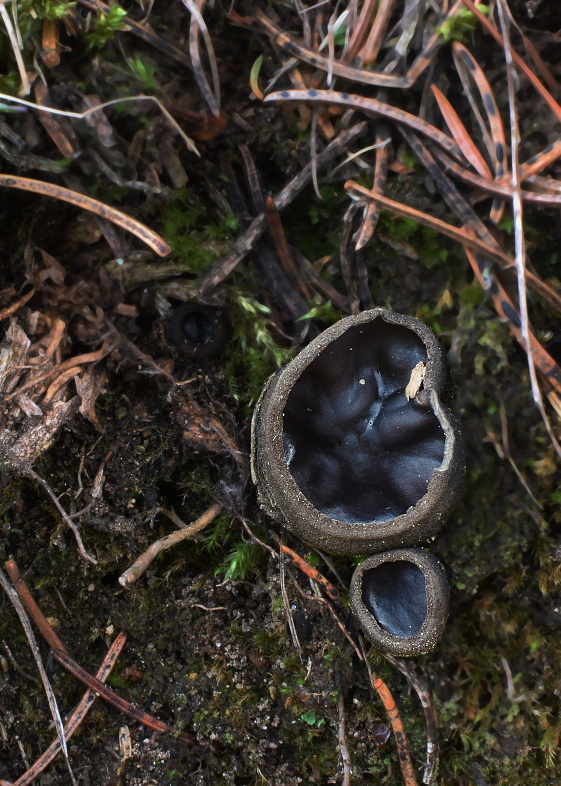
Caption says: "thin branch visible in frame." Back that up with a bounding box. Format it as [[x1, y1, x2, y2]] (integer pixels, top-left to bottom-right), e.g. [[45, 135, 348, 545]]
[[2, 458, 97, 564], [12, 634, 126, 786], [4, 561, 203, 748]]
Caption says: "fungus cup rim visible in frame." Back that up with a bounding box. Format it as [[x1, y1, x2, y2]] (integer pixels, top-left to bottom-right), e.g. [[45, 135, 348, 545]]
[[250, 308, 465, 555], [349, 547, 450, 657]]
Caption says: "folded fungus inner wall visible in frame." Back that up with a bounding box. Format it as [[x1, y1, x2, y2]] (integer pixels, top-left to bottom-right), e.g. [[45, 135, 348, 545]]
[[282, 319, 446, 523]]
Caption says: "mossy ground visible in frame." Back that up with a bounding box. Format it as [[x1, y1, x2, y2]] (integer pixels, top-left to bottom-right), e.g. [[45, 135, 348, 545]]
[[1, 1, 561, 784]]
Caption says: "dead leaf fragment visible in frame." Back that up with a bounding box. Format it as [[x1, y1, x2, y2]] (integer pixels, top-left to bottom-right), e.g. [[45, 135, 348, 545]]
[[405, 361, 426, 400]]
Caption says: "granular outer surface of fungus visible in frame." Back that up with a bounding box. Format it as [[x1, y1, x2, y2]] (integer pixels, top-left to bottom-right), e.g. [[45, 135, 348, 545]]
[[251, 308, 464, 557]]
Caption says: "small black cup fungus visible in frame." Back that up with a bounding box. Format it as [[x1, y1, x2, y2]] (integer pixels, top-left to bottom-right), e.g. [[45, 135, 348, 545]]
[[251, 308, 464, 555], [350, 548, 449, 656], [168, 303, 230, 360]]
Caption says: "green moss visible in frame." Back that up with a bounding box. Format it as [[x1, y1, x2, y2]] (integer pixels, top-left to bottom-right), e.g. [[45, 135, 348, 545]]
[[214, 540, 263, 582], [86, 5, 128, 49]]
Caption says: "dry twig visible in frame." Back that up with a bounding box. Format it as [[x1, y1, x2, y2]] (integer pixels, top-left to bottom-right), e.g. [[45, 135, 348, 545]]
[[119, 503, 222, 585], [10, 633, 126, 786], [336, 674, 352, 786], [197, 121, 367, 293]]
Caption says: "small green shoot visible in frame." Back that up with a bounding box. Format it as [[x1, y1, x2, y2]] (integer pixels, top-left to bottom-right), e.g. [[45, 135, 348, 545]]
[[19, 0, 76, 20], [223, 291, 294, 412], [436, 5, 489, 43], [86, 5, 128, 49], [250, 55, 264, 99], [215, 541, 262, 582], [126, 55, 158, 92], [297, 300, 336, 323], [300, 710, 325, 727]]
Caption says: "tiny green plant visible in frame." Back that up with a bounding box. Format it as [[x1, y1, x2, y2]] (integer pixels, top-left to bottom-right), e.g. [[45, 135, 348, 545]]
[[300, 710, 325, 727], [126, 55, 158, 92], [215, 541, 262, 582], [19, 0, 76, 21], [86, 4, 128, 49], [223, 291, 294, 413], [297, 299, 337, 324], [436, 4, 489, 43]]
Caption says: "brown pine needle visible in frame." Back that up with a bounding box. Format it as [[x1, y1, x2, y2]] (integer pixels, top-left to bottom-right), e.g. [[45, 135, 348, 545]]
[[355, 124, 390, 250], [0, 567, 69, 766], [460, 0, 561, 122], [465, 248, 561, 398], [357, 0, 396, 65], [343, 0, 379, 64], [360, 643, 418, 786], [497, 0, 561, 458], [5, 560, 201, 747], [431, 84, 492, 179], [255, 9, 408, 88], [184, 0, 221, 117], [265, 89, 467, 162], [197, 121, 367, 293], [11, 634, 126, 786], [0, 175, 170, 256], [344, 181, 512, 265], [430, 146, 561, 207]]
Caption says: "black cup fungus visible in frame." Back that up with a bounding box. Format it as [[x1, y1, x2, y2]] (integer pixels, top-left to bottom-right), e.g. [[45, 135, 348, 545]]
[[168, 303, 230, 360], [251, 308, 464, 556], [350, 548, 449, 656]]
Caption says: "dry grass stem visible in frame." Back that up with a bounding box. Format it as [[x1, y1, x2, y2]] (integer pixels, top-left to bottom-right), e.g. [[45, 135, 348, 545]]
[[0, 3, 29, 95], [0, 568, 70, 774], [0, 92, 199, 155]]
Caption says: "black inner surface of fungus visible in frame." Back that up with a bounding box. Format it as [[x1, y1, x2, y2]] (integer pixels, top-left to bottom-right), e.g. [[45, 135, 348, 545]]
[[181, 310, 214, 345], [282, 320, 445, 523], [168, 303, 231, 359], [361, 562, 427, 638]]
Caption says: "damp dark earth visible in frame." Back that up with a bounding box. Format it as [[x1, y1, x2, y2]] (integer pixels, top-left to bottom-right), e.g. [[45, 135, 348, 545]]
[[2, 1, 561, 785]]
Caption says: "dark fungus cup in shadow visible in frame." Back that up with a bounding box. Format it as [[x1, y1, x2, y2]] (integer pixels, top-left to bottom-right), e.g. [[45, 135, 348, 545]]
[[168, 303, 230, 360], [251, 308, 464, 555], [350, 548, 449, 656]]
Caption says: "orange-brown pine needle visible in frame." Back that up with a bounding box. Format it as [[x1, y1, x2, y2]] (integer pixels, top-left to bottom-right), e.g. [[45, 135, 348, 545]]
[[371, 672, 418, 786], [0, 175, 170, 256]]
